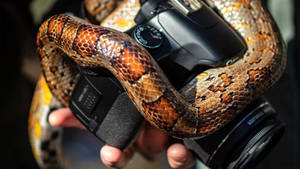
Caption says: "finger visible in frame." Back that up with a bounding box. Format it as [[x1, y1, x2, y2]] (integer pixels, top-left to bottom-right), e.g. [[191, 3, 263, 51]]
[[167, 143, 196, 169], [48, 108, 85, 129], [134, 123, 170, 160], [100, 145, 134, 169]]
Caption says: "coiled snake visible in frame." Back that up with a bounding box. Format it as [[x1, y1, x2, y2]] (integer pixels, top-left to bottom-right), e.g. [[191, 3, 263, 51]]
[[29, 0, 286, 168]]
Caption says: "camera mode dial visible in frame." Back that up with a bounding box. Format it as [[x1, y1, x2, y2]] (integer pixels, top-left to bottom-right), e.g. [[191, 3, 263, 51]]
[[134, 25, 163, 49]]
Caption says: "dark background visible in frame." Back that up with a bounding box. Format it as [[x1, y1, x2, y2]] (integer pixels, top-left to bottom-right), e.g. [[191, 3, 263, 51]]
[[0, 0, 298, 169]]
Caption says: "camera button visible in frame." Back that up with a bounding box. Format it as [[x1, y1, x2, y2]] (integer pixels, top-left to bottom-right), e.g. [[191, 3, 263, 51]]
[[134, 24, 163, 49]]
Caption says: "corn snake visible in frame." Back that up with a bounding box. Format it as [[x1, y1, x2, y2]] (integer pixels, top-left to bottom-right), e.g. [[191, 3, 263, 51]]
[[29, 0, 286, 168]]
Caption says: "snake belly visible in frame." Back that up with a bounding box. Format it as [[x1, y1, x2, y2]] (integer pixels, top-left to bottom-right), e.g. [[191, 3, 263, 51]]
[[37, 0, 286, 138]]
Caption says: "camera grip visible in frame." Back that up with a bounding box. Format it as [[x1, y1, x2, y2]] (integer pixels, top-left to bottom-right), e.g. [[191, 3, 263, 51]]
[[69, 74, 144, 150]]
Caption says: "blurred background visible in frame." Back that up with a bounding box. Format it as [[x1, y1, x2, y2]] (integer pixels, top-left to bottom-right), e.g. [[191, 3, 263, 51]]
[[0, 0, 298, 169]]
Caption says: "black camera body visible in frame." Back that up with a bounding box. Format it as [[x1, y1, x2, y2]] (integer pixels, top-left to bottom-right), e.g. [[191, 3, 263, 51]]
[[70, 1, 285, 168]]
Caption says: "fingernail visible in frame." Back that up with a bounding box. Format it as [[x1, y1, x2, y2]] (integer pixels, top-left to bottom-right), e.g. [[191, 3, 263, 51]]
[[173, 154, 188, 164], [114, 147, 134, 168], [101, 146, 133, 169], [48, 113, 58, 126]]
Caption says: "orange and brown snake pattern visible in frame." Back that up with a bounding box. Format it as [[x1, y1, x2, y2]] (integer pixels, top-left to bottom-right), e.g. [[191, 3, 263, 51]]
[[37, 0, 286, 139]]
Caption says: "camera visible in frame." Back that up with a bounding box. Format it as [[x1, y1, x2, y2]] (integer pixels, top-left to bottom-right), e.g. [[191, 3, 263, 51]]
[[70, 0, 285, 168]]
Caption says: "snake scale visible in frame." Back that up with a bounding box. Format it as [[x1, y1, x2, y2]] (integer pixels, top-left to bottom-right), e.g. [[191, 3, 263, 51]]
[[30, 0, 286, 168], [37, 0, 286, 138]]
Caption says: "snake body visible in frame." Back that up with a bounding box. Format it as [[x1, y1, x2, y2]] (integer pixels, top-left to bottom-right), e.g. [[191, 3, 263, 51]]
[[37, 0, 286, 138]]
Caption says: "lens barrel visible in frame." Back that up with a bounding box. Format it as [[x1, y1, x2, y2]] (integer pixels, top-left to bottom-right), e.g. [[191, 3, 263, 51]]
[[184, 97, 285, 169]]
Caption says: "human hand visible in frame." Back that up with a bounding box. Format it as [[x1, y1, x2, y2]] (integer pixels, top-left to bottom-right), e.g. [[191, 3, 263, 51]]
[[49, 108, 196, 169]]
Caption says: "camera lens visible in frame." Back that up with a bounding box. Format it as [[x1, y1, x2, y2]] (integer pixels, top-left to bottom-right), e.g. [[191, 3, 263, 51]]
[[184, 97, 285, 169], [225, 111, 285, 169]]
